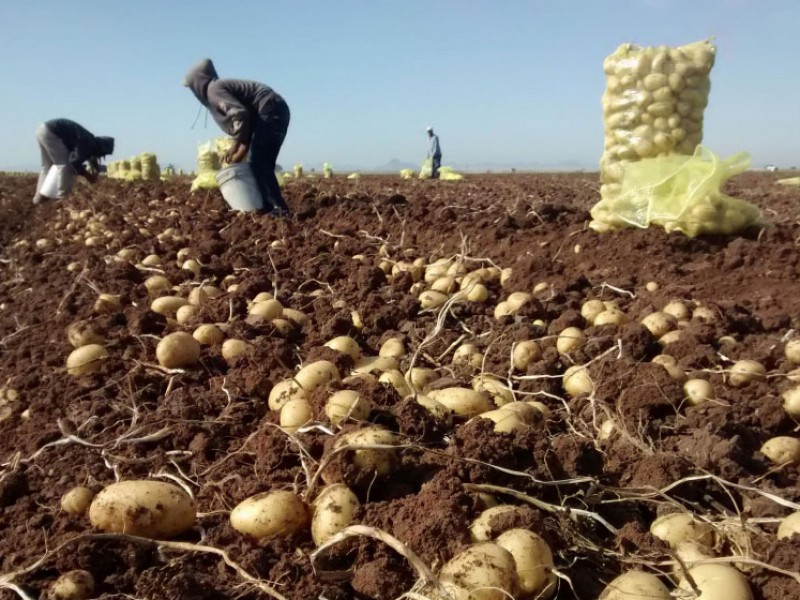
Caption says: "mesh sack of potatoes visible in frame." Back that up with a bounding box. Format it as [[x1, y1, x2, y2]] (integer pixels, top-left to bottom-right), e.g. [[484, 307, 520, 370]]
[[190, 141, 221, 191], [140, 152, 161, 181], [124, 156, 143, 181], [590, 145, 762, 236], [116, 160, 130, 179], [418, 158, 433, 180], [107, 162, 118, 178], [214, 137, 235, 163]]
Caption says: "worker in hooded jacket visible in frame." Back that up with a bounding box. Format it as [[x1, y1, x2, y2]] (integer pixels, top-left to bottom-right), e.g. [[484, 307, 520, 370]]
[[33, 119, 114, 204], [183, 58, 291, 215]]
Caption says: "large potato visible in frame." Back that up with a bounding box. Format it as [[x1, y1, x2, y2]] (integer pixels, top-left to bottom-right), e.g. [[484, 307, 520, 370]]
[[279, 398, 313, 433], [678, 564, 752, 600], [230, 490, 308, 540], [439, 542, 518, 600], [324, 336, 362, 360], [470, 505, 519, 542], [472, 375, 514, 406], [496, 528, 556, 598], [325, 389, 371, 425], [295, 360, 341, 391], [89, 480, 196, 539], [353, 356, 399, 375], [311, 483, 360, 546], [66, 344, 108, 376], [332, 427, 400, 477], [760, 436, 800, 465], [249, 299, 283, 320], [428, 387, 491, 418], [600, 571, 670, 600], [156, 332, 201, 368], [151, 295, 188, 316], [269, 379, 307, 411], [650, 512, 714, 548], [66, 320, 104, 348]]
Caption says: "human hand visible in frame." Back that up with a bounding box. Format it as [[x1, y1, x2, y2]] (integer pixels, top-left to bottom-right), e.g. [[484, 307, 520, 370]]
[[225, 142, 249, 164]]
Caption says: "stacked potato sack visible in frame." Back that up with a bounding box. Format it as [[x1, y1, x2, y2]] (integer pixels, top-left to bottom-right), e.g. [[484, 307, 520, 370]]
[[106, 162, 118, 179], [140, 153, 161, 181], [599, 39, 715, 199], [116, 160, 131, 180], [126, 156, 143, 181], [323, 162, 333, 178], [190, 142, 221, 191]]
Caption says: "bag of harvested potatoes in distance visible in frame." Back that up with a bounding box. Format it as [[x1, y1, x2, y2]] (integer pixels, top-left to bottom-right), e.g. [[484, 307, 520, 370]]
[[190, 142, 221, 191]]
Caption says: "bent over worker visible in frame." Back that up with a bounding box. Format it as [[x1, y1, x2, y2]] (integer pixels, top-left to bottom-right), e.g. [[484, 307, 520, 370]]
[[33, 119, 114, 204], [183, 58, 291, 215]]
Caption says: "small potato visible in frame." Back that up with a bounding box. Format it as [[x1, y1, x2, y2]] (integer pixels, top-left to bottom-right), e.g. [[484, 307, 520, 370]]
[[678, 564, 751, 600], [641, 312, 676, 339], [66, 344, 108, 376], [599, 418, 616, 440], [181, 259, 201, 276], [494, 301, 513, 320], [230, 490, 309, 540], [431, 276, 458, 294], [193, 324, 224, 346], [512, 341, 542, 371], [532, 282, 549, 295], [176, 304, 198, 325], [652, 354, 677, 367], [408, 367, 438, 391], [280, 398, 313, 433], [500, 267, 513, 288], [271, 318, 294, 335], [144, 275, 172, 295], [563, 365, 593, 397], [187, 287, 208, 307], [594, 309, 629, 327], [760, 436, 800, 465], [379, 370, 412, 397], [496, 528, 556, 598], [332, 426, 400, 477], [51, 570, 95, 600], [777, 511, 800, 540], [156, 332, 201, 368], [416, 395, 453, 426], [600, 571, 670, 600], [557, 327, 585, 355], [663, 300, 690, 320], [311, 484, 360, 546], [785, 339, 800, 365], [470, 505, 519, 541], [269, 379, 307, 411], [221, 339, 252, 363], [474, 408, 528, 433], [66, 320, 104, 348], [729, 360, 766, 387], [424, 258, 453, 283], [419, 289, 449, 310], [252, 291, 274, 303], [379, 338, 406, 359], [428, 387, 491, 418], [89, 480, 195, 539], [645, 281, 659, 292], [151, 295, 189, 316], [472, 375, 514, 406], [353, 356, 399, 375], [439, 542, 518, 600], [249, 299, 283, 320], [781, 386, 800, 418], [581, 299, 606, 323], [692, 305, 717, 322], [466, 283, 489, 302], [295, 360, 341, 391], [659, 330, 682, 346], [93, 293, 121, 314], [324, 336, 362, 360], [650, 512, 714, 548], [506, 292, 532, 312], [325, 390, 371, 425], [453, 344, 483, 369], [684, 379, 714, 406], [282, 308, 309, 326], [61, 486, 95, 516]]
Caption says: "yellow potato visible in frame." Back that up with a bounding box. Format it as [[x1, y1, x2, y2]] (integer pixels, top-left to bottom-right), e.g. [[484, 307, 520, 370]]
[[151, 295, 189, 316], [600, 571, 670, 600], [61, 486, 95, 516], [280, 398, 313, 433], [282, 308, 309, 326], [93, 293, 121, 314], [650, 512, 714, 548], [249, 299, 283, 320], [439, 542, 518, 600], [469, 505, 518, 541], [379, 338, 406, 359], [156, 332, 201, 368], [352, 356, 399, 375], [193, 324, 224, 346], [428, 387, 491, 418], [311, 484, 360, 546], [221, 339, 252, 363], [419, 290, 449, 310], [777, 511, 800, 540], [760, 436, 800, 464], [324, 336, 362, 360], [175, 304, 198, 325], [66, 344, 108, 376], [187, 287, 208, 307], [378, 370, 412, 397], [474, 408, 528, 434], [557, 327, 585, 355], [230, 490, 309, 540], [781, 386, 800, 418], [581, 300, 606, 323], [51, 570, 95, 600], [729, 360, 766, 387], [563, 365, 593, 397], [512, 340, 542, 371], [325, 390, 371, 425], [269, 379, 307, 411], [684, 379, 714, 406], [295, 360, 341, 391], [415, 395, 453, 426], [407, 367, 438, 391], [89, 480, 196, 539], [641, 312, 677, 338], [594, 309, 629, 326], [66, 321, 104, 349], [472, 375, 514, 406], [332, 427, 400, 477], [678, 564, 751, 600], [496, 528, 556, 599], [785, 339, 800, 364], [144, 275, 172, 295]]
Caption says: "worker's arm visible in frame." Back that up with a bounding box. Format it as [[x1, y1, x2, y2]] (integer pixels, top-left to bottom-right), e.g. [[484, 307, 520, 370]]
[[207, 81, 253, 144]]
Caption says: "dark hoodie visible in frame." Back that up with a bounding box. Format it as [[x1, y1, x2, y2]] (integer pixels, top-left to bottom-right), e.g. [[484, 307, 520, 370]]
[[45, 119, 114, 176], [184, 59, 285, 144]]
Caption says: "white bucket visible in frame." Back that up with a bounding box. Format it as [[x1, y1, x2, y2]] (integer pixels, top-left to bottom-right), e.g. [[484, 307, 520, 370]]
[[215, 163, 263, 211], [40, 165, 69, 198]]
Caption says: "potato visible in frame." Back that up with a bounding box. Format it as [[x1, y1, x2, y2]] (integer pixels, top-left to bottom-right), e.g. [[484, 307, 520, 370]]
[[581, 299, 606, 324], [282, 308, 309, 326], [251, 291, 274, 302], [295, 360, 340, 391], [600, 571, 670, 600], [683, 379, 714, 406], [645, 281, 659, 292], [594, 309, 629, 327], [324, 336, 362, 360], [66, 344, 108, 376], [325, 390, 371, 425], [557, 327, 586, 355], [663, 300, 690, 321], [221, 339, 251, 363], [144, 275, 172, 295], [777, 511, 800, 540], [51, 570, 95, 600], [506, 292, 532, 312], [782, 386, 800, 418], [379, 370, 412, 397], [416, 395, 453, 425], [466, 283, 489, 302], [432, 276, 458, 294], [659, 330, 682, 346], [760, 436, 800, 464], [175, 304, 198, 325], [156, 332, 201, 368], [424, 258, 452, 283], [280, 398, 313, 433], [408, 367, 438, 391], [249, 299, 283, 320], [499, 267, 513, 288], [311, 484, 360, 546], [729, 360, 766, 387], [94, 293, 121, 314], [66, 320, 104, 348], [269, 379, 307, 411], [493, 301, 513, 320], [89, 480, 195, 539], [453, 344, 483, 369], [472, 375, 513, 406], [496, 528, 556, 598], [151, 295, 189, 316], [193, 324, 224, 346], [419, 289, 449, 310], [692, 305, 717, 322], [116, 247, 137, 261], [525, 400, 552, 421], [332, 426, 400, 477], [271, 318, 294, 335], [650, 512, 714, 548], [379, 338, 406, 359], [470, 505, 519, 541], [353, 356, 399, 375], [512, 341, 542, 371], [474, 408, 528, 434], [563, 365, 593, 397], [187, 287, 208, 307], [501, 402, 542, 424], [641, 312, 677, 339], [61, 486, 94, 516], [230, 490, 309, 540], [678, 564, 752, 600], [428, 387, 491, 418], [439, 542, 518, 600], [786, 339, 800, 365], [652, 354, 676, 367], [181, 259, 201, 276]]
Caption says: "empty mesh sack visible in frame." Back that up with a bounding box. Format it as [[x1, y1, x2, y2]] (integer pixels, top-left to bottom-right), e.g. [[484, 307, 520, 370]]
[[590, 146, 762, 237]]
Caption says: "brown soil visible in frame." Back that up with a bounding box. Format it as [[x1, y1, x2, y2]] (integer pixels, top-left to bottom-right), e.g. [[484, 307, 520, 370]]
[[1, 172, 799, 599]]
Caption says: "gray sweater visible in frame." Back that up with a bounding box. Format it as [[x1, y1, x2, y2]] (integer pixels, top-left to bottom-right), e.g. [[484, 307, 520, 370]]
[[429, 134, 441, 158]]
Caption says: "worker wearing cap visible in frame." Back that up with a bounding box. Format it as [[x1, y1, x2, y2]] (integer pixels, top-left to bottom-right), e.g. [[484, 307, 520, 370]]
[[427, 127, 442, 179], [33, 119, 114, 204], [183, 58, 291, 216]]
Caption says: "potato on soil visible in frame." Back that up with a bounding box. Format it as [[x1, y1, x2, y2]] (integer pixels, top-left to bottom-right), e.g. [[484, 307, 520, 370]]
[[151, 295, 189, 316], [66, 344, 108, 376], [311, 483, 360, 546], [650, 512, 714, 548], [728, 360, 766, 387], [581, 299, 606, 323], [353, 355, 399, 375], [599, 571, 670, 600], [512, 340, 542, 371], [683, 379, 714, 406], [495, 528, 556, 598], [416, 395, 454, 426], [379, 369, 412, 397], [280, 397, 313, 433], [282, 308, 309, 326], [66, 320, 104, 348], [323, 426, 400, 484], [324, 335, 361, 359], [93, 293, 121, 314], [472, 375, 513, 406], [777, 511, 800, 539], [144, 274, 172, 295], [473, 408, 528, 433], [89, 480, 196, 539], [408, 367, 438, 391], [176, 304, 198, 325], [470, 505, 519, 541], [563, 365, 593, 397], [61, 486, 95, 516], [156, 332, 201, 368], [557, 326, 585, 354], [249, 298, 283, 320], [641, 312, 677, 338], [221, 339, 252, 362], [419, 289, 449, 309], [439, 541, 518, 600], [295, 360, 341, 391], [51, 570, 95, 600], [230, 490, 309, 540], [269, 379, 307, 411], [193, 324, 224, 346], [325, 389, 371, 425], [379, 337, 406, 358], [760, 436, 800, 464], [786, 339, 800, 364], [428, 387, 491, 418], [678, 564, 752, 600]]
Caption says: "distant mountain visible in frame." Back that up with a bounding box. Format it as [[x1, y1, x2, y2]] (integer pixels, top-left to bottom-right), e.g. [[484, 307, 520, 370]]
[[372, 159, 417, 173]]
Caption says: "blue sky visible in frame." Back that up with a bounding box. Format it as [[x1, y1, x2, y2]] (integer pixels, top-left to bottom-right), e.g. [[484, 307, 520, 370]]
[[1, 0, 798, 171]]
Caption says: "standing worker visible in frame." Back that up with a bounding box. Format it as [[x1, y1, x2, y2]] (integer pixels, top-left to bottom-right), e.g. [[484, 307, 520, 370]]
[[427, 126, 442, 179], [33, 119, 114, 204], [183, 58, 291, 216]]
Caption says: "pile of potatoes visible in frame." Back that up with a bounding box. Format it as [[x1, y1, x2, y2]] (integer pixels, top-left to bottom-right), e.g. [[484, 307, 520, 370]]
[[599, 39, 716, 199]]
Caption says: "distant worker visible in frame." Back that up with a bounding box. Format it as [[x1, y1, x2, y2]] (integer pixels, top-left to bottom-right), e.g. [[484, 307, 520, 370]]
[[33, 119, 114, 204], [183, 58, 291, 216], [427, 126, 442, 179]]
